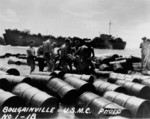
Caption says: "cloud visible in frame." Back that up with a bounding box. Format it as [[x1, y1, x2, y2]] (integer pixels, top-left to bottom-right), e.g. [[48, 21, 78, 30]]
[[0, 9, 19, 23]]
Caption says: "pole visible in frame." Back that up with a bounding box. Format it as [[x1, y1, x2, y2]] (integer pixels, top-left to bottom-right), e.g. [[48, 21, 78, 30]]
[[109, 21, 111, 35]]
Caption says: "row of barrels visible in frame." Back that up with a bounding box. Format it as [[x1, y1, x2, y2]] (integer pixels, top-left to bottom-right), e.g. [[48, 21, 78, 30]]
[[0, 84, 59, 118], [25, 72, 150, 118], [109, 72, 150, 92], [0, 68, 150, 118], [96, 55, 139, 74], [0, 53, 26, 59]]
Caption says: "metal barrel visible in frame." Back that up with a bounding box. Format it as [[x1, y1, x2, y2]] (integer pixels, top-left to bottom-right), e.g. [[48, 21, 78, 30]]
[[0, 89, 24, 116], [63, 73, 74, 78], [52, 70, 66, 78], [93, 80, 127, 95], [8, 58, 21, 65], [31, 71, 58, 77], [64, 73, 94, 83], [104, 91, 150, 118], [0, 78, 11, 91], [0, 75, 30, 89], [99, 64, 112, 71], [64, 77, 96, 95], [139, 79, 150, 88], [24, 74, 53, 85], [0, 67, 20, 76], [12, 83, 59, 108], [99, 55, 117, 65], [108, 73, 139, 83], [112, 63, 127, 74], [46, 78, 78, 105], [76, 92, 131, 118], [94, 69, 111, 77], [115, 80, 150, 99]]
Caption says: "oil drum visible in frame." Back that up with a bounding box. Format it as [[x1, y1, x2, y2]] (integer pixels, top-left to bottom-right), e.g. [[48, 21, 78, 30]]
[[76, 92, 131, 118], [0, 89, 24, 116], [0, 67, 20, 76], [31, 71, 58, 77], [12, 83, 59, 108], [64, 74, 94, 83], [94, 69, 111, 77], [104, 91, 150, 118], [115, 80, 150, 99], [99, 64, 112, 71], [64, 77, 95, 95], [93, 80, 127, 95], [47, 77, 78, 105]]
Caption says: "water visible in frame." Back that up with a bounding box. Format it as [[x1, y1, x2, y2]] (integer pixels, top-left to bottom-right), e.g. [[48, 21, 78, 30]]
[[0, 45, 141, 57]]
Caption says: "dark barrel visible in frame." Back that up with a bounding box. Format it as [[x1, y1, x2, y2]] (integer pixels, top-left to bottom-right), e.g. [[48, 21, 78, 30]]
[[0, 67, 20, 76], [99, 54, 118, 65], [111, 63, 127, 74], [63, 73, 94, 83], [104, 91, 150, 118], [0, 78, 11, 91], [94, 69, 111, 77], [46, 78, 78, 105], [12, 83, 59, 118], [0, 89, 24, 116], [64, 77, 95, 95], [93, 80, 127, 95], [52, 70, 66, 78], [12, 83, 59, 108], [115, 80, 150, 99], [0, 75, 30, 89], [8, 58, 27, 65], [24, 74, 53, 85], [99, 64, 112, 71], [31, 71, 58, 77], [76, 92, 131, 118]]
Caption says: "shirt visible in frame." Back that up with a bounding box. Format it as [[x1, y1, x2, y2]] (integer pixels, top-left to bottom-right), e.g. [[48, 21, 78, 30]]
[[26, 47, 35, 57]]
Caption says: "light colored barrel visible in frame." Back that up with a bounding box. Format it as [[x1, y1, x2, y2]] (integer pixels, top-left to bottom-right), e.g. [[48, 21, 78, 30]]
[[115, 80, 150, 99], [94, 69, 111, 77], [0, 89, 24, 108], [31, 71, 58, 77], [94, 80, 127, 95], [24, 74, 52, 85], [0, 75, 30, 86], [64, 73, 94, 83], [64, 77, 95, 95], [77, 92, 131, 118], [104, 91, 150, 118], [12, 83, 59, 108]]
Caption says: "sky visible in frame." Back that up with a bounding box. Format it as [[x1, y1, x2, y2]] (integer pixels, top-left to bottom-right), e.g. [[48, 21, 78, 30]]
[[0, 0, 150, 49]]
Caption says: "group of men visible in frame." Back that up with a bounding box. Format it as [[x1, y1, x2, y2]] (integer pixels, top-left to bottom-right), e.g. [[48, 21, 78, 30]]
[[26, 38, 95, 74]]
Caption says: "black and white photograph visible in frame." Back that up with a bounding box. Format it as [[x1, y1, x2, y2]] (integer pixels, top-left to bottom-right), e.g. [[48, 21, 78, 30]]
[[0, 0, 150, 118]]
